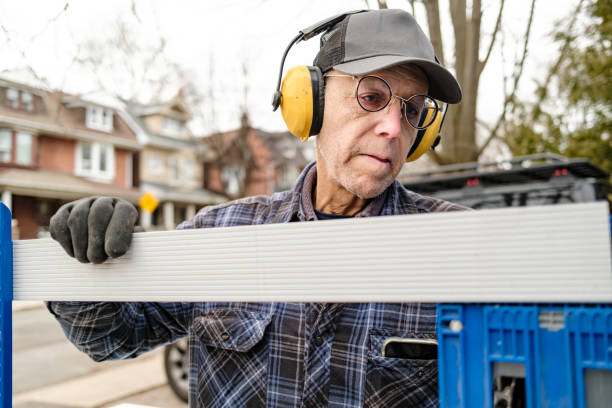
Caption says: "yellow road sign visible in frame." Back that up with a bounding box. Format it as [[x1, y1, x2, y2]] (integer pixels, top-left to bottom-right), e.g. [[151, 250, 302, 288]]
[[139, 192, 159, 214]]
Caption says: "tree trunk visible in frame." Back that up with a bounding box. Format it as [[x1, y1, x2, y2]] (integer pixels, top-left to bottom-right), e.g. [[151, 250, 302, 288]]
[[423, 0, 445, 66]]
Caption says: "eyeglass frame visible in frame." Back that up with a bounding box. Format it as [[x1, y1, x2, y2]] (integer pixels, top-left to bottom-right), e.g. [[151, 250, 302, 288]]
[[323, 73, 440, 130]]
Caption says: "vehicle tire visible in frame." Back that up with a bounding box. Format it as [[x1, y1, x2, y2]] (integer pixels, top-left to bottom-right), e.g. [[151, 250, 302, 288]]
[[164, 338, 189, 402]]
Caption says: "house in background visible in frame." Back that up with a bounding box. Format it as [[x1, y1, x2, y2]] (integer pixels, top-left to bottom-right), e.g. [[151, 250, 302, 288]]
[[0, 77, 141, 239], [200, 114, 315, 200], [0, 77, 315, 239], [123, 92, 225, 230]]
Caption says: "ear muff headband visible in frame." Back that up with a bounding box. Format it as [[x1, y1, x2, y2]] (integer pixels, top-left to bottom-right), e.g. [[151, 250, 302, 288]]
[[405, 108, 443, 162]]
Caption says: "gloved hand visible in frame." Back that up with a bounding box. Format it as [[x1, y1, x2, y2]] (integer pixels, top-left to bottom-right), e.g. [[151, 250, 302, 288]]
[[49, 196, 139, 264]]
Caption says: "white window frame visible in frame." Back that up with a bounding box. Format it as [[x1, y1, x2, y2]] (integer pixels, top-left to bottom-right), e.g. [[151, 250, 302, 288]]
[[170, 157, 180, 183], [15, 131, 32, 165], [148, 153, 163, 174], [221, 164, 245, 196], [0, 128, 12, 162], [125, 152, 133, 187], [85, 106, 114, 132], [21, 91, 34, 111], [75, 142, 115, 182], [183, 159, 193, 185], [6, 88, 19, 108], [280, 164, 299, 189], [162, 117, 182, 137]]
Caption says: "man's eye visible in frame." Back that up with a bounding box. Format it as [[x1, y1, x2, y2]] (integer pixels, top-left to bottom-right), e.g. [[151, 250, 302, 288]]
[[359, 93, 385, 109], [403, 101, 421, 119]]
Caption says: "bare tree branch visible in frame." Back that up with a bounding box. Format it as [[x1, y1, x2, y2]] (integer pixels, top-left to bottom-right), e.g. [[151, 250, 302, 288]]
[[408, 0, 416, 16], [477, 118, 492, 132], [478, 0, 537, 156], [28, 1, 69, 42], [426, 149, 447, 165], [450, 0, 467, 92], [479, 0, 505, 76], [130, 0, 142, 23], [530, 0, 585, 122]]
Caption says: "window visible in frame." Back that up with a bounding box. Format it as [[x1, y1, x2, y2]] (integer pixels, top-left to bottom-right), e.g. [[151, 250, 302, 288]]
[[184, 159, 193, 184], [221, 164, 245, 196], [162, 117, 182, 137], [6, 88, 19, 108], [76, 142, 114, 181], [148, 154, 162, 173], [16, 132, 32, 165], [0, 129, 34, 165], [280, 164, 299, 189], [0, 129, 11, 162], [21, 91, 33, 111], [86, 106, 113, 132], [125, 152, 133, 187], [5, 88, 35, 111], [170, 157, 180, 183], [81, 144, 92, 171], [99, 146, 108, 172]]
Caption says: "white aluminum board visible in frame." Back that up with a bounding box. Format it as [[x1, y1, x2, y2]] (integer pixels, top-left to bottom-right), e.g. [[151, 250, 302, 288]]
[[12, 202, 612, 302]]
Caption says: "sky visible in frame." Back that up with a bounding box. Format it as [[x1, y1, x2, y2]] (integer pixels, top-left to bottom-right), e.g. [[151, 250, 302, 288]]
[[0, 0, 579, 139]]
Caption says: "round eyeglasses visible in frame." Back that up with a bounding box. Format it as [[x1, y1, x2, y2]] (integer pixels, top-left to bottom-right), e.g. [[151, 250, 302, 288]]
[[325, 74, 439, 130]]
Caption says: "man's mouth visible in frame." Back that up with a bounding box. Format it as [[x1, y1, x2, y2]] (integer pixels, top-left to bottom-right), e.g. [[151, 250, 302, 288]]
[[363, 154, 391, 164]]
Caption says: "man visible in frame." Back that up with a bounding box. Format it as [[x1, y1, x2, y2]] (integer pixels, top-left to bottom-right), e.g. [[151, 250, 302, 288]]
[[47, 9, 464, 407]]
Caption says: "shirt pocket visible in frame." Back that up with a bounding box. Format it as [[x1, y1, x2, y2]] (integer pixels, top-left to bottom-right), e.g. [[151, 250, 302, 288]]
[[191, 310, 272, 407], [365, 328, 438, 408], [193, 309, 272, 351]]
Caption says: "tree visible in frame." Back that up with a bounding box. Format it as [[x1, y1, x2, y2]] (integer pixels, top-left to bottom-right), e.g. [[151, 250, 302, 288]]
[[73, 17, 191, 103], [505, 0, 612, 176], [369, 0, 537, 164]]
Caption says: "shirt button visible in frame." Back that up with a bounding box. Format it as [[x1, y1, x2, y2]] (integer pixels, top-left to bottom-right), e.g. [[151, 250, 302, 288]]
[[314, 336, 323, 346], [417, 370, 424, 377], [220, 332, 230, 341]]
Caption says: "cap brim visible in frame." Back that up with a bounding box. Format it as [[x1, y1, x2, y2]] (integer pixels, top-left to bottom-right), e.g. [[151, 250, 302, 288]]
[[333, 55, 462, 104]]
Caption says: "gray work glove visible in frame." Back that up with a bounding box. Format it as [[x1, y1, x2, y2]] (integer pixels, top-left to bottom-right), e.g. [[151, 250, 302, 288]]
[[49, 196, 138, 264]]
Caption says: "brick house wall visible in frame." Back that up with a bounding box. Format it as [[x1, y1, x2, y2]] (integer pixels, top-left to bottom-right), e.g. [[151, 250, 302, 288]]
[[12, 195, 37, 239], [203, 129, 274, 198], [202, 128, 311, 199], [114, 148, 130, 188], [38, 136, 75, 172]]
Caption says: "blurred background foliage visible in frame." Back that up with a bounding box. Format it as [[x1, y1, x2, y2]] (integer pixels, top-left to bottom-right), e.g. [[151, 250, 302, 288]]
[[506, 0, 611, 176]]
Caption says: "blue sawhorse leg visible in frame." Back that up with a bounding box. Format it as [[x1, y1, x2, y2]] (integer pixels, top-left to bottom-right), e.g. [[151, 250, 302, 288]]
[[0, 203, 12, 408]]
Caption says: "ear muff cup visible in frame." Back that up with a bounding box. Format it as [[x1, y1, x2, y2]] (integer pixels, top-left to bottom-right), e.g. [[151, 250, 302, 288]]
[[280, 66, 325, 141], [405, 108, 442, 162]]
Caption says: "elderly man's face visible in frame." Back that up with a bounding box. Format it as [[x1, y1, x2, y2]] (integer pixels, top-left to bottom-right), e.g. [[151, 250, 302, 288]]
[[316, 65, 429, 199]]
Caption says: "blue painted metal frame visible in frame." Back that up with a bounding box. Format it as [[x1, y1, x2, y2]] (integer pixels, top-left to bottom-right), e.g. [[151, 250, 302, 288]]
[[0, 203, 12, 408], [438, 304, 612, 408]]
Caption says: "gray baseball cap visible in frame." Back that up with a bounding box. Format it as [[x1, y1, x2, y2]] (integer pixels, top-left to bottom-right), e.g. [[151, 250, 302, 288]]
[[313, 9, 462, 104]]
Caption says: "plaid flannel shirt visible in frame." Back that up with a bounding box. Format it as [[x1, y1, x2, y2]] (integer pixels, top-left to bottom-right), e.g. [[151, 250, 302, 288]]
[[48, 162, 466, 407]]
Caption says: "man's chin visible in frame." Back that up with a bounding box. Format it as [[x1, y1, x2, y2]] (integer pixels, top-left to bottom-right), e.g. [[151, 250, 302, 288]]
[[343, 177, 394, 199]]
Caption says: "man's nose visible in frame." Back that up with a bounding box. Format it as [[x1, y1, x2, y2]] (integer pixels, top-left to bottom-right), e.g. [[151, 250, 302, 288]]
[[373, 98, 403, 138]]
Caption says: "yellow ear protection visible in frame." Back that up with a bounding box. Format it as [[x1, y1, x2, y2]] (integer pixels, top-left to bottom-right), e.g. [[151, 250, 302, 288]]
[[271, 12, 358, 141], [405, 103, 446, 162], [272, 11, 447, 162]]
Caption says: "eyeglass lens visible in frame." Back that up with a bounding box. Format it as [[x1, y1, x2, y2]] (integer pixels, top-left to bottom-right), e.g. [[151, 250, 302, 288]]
[[356, 76, 437, 129]]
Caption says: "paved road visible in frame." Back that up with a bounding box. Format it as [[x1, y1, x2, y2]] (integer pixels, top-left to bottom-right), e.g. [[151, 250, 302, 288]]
[[12, 302, 188, 408]]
